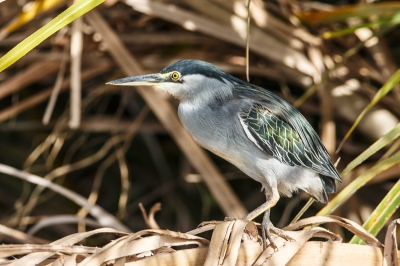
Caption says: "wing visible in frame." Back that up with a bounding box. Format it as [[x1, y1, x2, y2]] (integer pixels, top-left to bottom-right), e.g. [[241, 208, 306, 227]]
[[233, 83, 341, 182], [239, 103, 331, 175]]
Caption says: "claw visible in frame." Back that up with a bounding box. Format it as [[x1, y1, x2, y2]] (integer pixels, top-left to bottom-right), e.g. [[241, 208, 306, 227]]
[[261, 213, 295, 250]]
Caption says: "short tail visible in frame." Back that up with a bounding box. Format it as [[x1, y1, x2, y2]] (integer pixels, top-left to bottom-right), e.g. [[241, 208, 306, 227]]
[[320, 174, 337, 193], [311, 175, 337, 204]]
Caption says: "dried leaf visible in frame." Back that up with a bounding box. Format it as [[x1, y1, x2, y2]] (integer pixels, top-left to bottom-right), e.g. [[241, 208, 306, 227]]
[[285, 215, 382, 247], [383, 219, 400, 266]]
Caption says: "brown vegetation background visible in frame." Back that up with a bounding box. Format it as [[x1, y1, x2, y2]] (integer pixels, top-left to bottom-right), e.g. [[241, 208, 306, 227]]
[[0, 0, 398, 251]]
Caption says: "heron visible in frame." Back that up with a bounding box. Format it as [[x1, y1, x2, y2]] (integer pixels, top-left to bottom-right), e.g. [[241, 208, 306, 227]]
[[107, 59, 341, 249]]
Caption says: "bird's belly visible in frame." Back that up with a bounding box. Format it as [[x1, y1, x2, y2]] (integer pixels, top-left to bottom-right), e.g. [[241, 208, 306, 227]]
[[216, 146, 322, 199], [188, 124, 322, 197]]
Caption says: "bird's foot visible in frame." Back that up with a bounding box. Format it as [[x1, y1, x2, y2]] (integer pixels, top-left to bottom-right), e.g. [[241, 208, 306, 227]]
[[261, 219, 295, 250]]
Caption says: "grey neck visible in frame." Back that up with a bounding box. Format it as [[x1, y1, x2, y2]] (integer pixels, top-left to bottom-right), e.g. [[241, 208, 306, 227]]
[[182, 75, 234, 106]]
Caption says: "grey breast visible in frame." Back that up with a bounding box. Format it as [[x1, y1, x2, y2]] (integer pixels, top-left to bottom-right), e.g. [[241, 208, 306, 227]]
[[178, 99, 269, 169]]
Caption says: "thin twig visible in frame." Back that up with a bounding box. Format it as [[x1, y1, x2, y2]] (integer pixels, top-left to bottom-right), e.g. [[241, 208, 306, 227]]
[[290, 198, 314, 224], [42, 45, 69, 125], [0, 60, 59, 101], [0, 64, 111, 123], [0, 163, 130, 231], [76, 106, 149, 226], [245, 0, 251, 82]]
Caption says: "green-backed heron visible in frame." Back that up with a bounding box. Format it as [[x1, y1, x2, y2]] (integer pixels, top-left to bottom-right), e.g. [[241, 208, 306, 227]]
[[107, 59, 341, 248]]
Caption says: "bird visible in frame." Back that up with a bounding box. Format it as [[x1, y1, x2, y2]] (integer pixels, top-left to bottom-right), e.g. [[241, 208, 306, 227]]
[[107, 59, 342, 249]]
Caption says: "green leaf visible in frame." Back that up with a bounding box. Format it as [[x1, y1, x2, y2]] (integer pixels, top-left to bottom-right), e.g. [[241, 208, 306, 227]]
[[318, 150, 400, 216], [350, 178, 400, 244], [337, 68, 400, 152], [0, 0, 104, 72], [341, 123, 400, 177]]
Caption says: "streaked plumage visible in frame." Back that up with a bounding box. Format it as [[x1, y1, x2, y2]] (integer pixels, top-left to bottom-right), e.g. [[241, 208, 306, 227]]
[[107, 59, 342, 249]]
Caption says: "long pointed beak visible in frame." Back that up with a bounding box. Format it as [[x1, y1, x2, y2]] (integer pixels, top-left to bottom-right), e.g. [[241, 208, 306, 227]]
[[106, 73, 167, 86]]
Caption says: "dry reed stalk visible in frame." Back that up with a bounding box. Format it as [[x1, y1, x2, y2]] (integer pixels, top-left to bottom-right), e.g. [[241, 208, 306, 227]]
[[0, 216, 397, 265], [0, 60, 60, 100], [69, 10, 83, 129], [0, 63, 112, 123], [124, 0, 317, 79]]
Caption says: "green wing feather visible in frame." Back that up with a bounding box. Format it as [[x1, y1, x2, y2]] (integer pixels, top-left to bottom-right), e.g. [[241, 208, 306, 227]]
[[233, 83, 341, 182], [240, 103, 331, 175]]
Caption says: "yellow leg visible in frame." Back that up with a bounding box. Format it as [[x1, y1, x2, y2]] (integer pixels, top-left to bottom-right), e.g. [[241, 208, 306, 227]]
[[243, 186, 294, 250], [243, 186, 280, 221]]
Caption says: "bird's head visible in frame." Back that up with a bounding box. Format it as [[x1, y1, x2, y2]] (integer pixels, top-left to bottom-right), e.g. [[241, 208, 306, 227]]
[[107, 59, 234, 104]]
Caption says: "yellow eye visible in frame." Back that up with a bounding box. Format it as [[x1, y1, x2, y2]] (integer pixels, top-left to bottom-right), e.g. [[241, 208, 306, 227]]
[[171, 71, 181, 81]]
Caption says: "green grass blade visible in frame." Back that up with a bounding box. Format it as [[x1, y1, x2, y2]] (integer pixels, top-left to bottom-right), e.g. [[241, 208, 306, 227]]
[[341, 123, 400, 177], [380, 138, 400, 161], [323, 12, 400, 39], [318, 150, 400, 216], [293, 81, 321, 108], [0, 0, 104, 72], [350, 178, 400, 244], [337, 68, 400, 152]]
